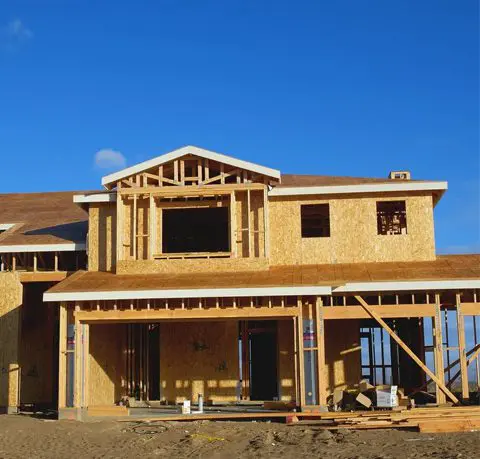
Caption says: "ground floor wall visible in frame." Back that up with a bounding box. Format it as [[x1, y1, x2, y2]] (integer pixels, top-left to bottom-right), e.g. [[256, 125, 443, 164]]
[[0, 273, 22, 412]]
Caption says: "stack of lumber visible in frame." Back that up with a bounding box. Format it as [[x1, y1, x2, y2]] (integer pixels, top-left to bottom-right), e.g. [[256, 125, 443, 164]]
[[287, 406, 480, 433]]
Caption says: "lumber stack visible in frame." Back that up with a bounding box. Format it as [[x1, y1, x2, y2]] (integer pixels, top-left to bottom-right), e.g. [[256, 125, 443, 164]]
[[287, 406, 480, 433]]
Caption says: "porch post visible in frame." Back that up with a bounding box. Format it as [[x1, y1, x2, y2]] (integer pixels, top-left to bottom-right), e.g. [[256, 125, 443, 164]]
[[58, 302, 67, 409], [434, 294, 447, 404], [296, 296, 306, 409], [315, 296, 327, 407]]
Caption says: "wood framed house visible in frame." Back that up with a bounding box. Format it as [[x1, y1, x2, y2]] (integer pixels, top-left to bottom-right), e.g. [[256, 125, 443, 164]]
[[1, 145, 479, 418]]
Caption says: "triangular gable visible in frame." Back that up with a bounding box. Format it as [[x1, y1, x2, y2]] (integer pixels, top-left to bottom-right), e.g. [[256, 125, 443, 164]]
[[101, 145, 281, 189]]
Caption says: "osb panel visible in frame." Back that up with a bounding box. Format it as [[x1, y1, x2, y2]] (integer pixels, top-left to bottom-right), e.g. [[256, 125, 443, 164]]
[[0, 272, 22, 408], [89, 324, 126, 406], [88, 203, 117, 272], [116, 257, 269, 274], [269, 193, 436, 265], [324, 320, 361, 394], [160, 321, 239, 403], [19, 284, 56, 405], [277, 319, 295, 401]]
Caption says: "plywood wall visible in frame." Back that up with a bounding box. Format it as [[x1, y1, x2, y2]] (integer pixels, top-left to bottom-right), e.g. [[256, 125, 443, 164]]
[[0, 272, 22, 411], [324, 319, 361, 394], [88, 203, 117, 272], [277, 319, 295, 401], [269, 193, 435, 265], [89, 323, 126, 406], [159, 321, 239, 403]]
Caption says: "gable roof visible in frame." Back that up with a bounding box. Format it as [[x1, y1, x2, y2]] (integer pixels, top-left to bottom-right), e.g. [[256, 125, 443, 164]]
[[0, 191, 88, 251], [101, 145, 281, 189]]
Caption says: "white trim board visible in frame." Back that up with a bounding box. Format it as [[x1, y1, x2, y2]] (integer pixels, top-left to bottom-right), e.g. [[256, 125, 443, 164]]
[[101, 145, 281, 188], [333, 279, 480, 293], [73, 193, 116, 203], [0, 242, 87, 253], [43, 285, 332, 302], [269, 181, 448, 197], [0, 224, 15, 231]]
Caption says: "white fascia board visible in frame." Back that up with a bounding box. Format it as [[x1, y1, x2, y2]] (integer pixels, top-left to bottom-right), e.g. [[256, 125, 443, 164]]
[[0, 224, 15, 231], [43, 285, 331, 302], [73, 193, 116, 203], [0, 242, 86, 253], [333, 279, 480, 293], [101, 145, 281, 188], [269, 181, 448, 197]]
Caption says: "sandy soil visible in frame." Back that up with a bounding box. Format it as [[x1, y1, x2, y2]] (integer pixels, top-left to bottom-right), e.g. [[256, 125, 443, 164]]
[[0, 415, 479, 459]]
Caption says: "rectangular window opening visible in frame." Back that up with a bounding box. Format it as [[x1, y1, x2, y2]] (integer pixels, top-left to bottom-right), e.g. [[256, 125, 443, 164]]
[[301, 204, 330, 238], [376, 201, 407, 235], [162, 207, 230, 254]]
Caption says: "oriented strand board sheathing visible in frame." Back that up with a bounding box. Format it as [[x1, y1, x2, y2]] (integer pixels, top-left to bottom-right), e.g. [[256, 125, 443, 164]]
[[325, 319, 361, 394], [116, 257, 269, 275], [269, 193, 436, 265], [88, 203, 117, 271], [277, 319, 295, 401], [89, 324, 127, 406], [160, 321, 239, 403], [0, 272, 22, 411]]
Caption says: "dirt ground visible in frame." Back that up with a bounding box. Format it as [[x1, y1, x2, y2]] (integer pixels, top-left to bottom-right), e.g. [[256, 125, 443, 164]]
[[0, 415, 479, 459]]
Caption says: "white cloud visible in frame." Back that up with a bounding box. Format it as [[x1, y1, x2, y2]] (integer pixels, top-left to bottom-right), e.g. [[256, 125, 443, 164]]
[[3, 19, 33, 42], [94, 149, 127, 170]]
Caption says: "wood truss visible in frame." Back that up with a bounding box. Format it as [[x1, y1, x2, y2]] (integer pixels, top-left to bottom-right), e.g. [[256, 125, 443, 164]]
[[116, 154, 278, 189]]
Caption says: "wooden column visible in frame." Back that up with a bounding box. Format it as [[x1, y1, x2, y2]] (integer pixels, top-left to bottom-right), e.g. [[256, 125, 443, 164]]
[[297, 297, 306, 409], [116, 184, 124, 265], [246, 189, 251, 257], [456, 293, 469, 401], [58, 302, 68, 409], [434, 294, 447, 404], [132, 194, 137, 260], [263, 187, 269, 258], [149, 195, 156, 260], [315, 296, 327, 406], [230, 192, 237, 257]]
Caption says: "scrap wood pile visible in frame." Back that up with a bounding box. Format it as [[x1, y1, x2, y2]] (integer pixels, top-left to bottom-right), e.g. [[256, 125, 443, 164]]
[[288, 406, 480, 433]]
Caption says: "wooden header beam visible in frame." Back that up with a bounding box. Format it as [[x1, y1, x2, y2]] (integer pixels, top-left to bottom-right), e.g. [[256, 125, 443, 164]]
[[75, 306, 298, 323], [119, 183, 266, 197], [323, 304, 436, 320]]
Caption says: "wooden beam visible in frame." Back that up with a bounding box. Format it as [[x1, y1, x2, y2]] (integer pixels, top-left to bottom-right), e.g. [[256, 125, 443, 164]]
[[297, 297, 306, 409], [19, 271, 69, 283], [323, 304, 436, 320], [456, 294, 470, 400], [132, 194, 137, 260], [459, 302, 480, 316], [58, 302, 67, 409], [247, 189, 251, 258], [434, 294, 447, 404], [230, 192, 237, 258], [355, 295, 459, 404], [120, 183, 265, 197], [315, 296, 327, 406], [75, 306, 298, 323], [149, 195, 156, 260], [116, 189, 124, 265], [263, 187, 269, 258]]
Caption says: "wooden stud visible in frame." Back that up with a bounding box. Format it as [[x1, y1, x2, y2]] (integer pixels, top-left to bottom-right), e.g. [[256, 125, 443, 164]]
[[434, 294, 447, 404], [315, 296, 327, 406], [297, 297, 306, 409], [180, 159, 185, 186], [355, 295, 459, 404], [149, 195, 156, 260], [456, 293, 470, 400], [116, 189, 124, 264], [230, 192, 237, 257], [247, 189, 251, 257], [158, 166, 163, 186], [58, 302, 67, 409]]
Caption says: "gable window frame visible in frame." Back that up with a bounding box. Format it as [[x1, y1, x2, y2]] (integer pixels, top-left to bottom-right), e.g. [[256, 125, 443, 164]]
[[376, 200, 407, 236], [301, 203, 331, 238]]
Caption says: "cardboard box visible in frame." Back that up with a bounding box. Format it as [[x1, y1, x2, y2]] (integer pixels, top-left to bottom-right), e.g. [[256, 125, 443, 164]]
[[376, 385, 398, 408]]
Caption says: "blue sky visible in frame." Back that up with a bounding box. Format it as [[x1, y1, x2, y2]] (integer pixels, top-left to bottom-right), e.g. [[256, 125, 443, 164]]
[[0, 1, 478, 253]]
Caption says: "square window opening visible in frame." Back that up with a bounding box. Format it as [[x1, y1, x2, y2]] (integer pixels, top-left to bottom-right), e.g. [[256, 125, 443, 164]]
[[301, 204, 330, 238], [377, 201, 407, 235], [162, 207, 230, 253]]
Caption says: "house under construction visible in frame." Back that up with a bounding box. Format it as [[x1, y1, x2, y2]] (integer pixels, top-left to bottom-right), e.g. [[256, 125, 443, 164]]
[[0, 145, 479, 420]]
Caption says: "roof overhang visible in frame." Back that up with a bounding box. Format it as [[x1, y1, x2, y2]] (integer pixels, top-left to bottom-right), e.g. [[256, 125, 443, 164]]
[[73, 193, 116, 204], [269, 181, 448, 197], [101, 145, 281, 190], [0, 242, 86, 253], [333, 279, 480, 293], [43, 285, 332, 302]]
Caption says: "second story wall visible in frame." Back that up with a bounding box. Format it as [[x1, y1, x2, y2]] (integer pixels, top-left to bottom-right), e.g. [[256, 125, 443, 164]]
[[269, 192, 436, 265]]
